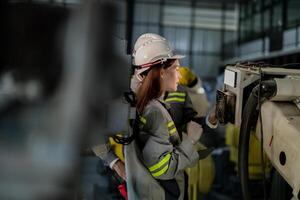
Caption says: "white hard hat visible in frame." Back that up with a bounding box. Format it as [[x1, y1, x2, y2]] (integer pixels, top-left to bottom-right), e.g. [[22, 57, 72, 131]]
[[132, 33, 184, 74]]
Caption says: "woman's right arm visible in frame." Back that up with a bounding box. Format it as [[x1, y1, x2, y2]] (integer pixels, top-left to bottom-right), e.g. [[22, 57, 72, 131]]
[[140, 107, 199, 180]]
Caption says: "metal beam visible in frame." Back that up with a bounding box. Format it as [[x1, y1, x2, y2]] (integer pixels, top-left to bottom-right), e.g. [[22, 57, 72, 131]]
[[158, 0, 165, 35], [189, 0, 196, 69], [126, 0, 135, 54], [220, 0, 226, 60]]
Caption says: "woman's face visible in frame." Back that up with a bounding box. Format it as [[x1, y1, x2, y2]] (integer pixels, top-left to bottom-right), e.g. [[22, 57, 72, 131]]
[[161, 60, 180, 92]]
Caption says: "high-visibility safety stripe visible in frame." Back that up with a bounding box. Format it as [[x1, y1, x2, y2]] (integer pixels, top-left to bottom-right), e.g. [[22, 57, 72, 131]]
[[152, 164, 169, 177], [169, 128, 177, 135], [149, 153, 171, 172], [167, 92, 186, 97], [165, 97, 185, 103], [167, 121, 177, 135], [139, 116, 146, 124], [167, 121, 175, 128], [139, 116, 146, 129]]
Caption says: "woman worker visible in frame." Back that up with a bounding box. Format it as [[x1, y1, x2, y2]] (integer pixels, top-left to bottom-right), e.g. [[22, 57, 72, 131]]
[[131, 33, 217, 199]]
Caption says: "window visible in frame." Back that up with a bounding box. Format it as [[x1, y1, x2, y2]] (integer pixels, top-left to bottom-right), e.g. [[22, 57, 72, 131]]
[[253, 0, 261, 12], [272, 3, 282, 28], [263, 9, 270, 31], [287, 0, 300, 28], [254, 13, 261, 33]]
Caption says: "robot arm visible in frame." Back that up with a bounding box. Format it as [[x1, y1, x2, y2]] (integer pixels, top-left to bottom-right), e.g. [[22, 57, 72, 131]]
[[216, 63, 300, 200]]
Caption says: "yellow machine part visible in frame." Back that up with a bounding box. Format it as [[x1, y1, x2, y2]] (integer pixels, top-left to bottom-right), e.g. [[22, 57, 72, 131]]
[[198, 155, 215, 194], [225, 124, 272, 180], [186, 143, 215, 200], [109, 137, 125, 162], [178, 67, 197, 87]]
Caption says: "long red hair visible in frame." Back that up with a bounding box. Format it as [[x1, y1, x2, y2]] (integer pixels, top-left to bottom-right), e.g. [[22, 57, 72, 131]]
[[136, 59, 175, 113]]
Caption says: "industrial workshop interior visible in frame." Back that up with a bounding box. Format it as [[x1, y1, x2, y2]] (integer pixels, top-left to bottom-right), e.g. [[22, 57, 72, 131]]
[[1, 0, 300, 199]]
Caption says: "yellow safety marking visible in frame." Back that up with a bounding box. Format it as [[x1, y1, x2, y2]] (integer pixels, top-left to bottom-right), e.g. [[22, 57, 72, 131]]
[[167, 121, 175, 127], [167, 92, 186, 97], [169, 128, 177, 135], [149, 153, 171, 172], [165, 97, 185, 103], [139, 116, 146, 124], [152, 164, 169, 177]]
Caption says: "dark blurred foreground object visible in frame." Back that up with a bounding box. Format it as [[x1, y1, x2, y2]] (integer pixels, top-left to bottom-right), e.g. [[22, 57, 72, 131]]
[[0, 2, 67, 97], [0, 1, 129, 200]]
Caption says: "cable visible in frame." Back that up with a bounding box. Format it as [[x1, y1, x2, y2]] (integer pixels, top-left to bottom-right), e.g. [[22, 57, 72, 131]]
[[112, 91, 139, 145], [227, 61, 300, 71], [113, 134, 135, 145], [238, 87, 257, 200], [258, 66, 267, 200], [112, 113, 138, 145], [280, 63, 300, 68], [238, 79, 277, 200]]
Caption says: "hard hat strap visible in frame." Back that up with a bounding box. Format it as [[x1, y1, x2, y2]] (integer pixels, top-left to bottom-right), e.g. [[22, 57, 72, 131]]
[[140, 58, 167, 68]]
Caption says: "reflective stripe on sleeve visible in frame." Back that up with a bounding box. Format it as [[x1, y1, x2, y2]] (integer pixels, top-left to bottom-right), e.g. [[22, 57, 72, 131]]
[[169, 128, 177, 135], [149, 153, 171, 172], [152, 164, 169, 177], [167, 121, 174, 128], [167, 121, 177, 135]]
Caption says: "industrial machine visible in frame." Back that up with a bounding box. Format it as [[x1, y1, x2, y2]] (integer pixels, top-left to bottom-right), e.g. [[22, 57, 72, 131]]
[[216, 62, 300, 200]]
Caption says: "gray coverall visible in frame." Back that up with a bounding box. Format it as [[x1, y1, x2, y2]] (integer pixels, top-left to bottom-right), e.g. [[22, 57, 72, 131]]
[[98, 85, 197, 168], [94, 85, 215, 199], [137, 99, 199, 200]]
